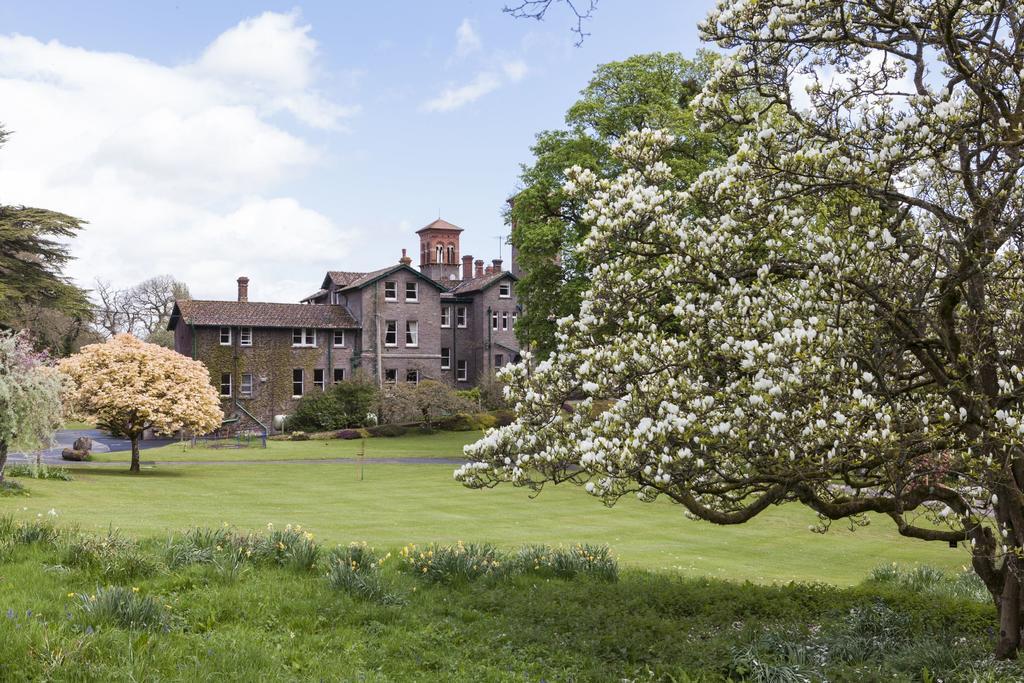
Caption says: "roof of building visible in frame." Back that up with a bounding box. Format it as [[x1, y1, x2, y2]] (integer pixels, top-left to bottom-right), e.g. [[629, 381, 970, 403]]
[[299, 288, 327, 303], [325, 271, 367, 287], [443, 270, 516, 296], [337, 263, 448, 292], [168, 300, 358, 330], [416, 218, 464, 234]]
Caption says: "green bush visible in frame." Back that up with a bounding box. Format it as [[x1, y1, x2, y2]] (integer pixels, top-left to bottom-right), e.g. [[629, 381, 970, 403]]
[[367, 424, 407, 438], [288, 380, 379, 432], [5, 463, 74, 481], [399, 542, 506, 583], [336, 429, 362, 440], [0, 479, 27, 496], [490, 409, 516, 427], [436, 413, 476, 431]]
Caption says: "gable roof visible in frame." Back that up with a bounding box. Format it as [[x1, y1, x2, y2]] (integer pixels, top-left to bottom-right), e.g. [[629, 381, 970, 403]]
[[338, 263, 447, 292], [416, 218, 463, 234], [324, 271, 367, 288], [299, 288, 327, 303], [168, 300, 358, 330], [443, 270, 516, 296]]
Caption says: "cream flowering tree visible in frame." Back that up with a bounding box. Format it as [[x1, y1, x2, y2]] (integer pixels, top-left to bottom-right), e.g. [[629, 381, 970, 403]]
[[0, 331, 66, 484], [458, 1, 1024, 659], [60, 334, 222, 473]]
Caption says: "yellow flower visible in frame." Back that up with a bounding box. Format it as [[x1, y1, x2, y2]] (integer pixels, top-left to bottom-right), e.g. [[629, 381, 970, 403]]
[[131, 587, 139, 593], [67, 592, 75, 598]]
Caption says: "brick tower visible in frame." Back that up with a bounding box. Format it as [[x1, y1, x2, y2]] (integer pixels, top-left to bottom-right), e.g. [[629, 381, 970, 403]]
[[417, 218, 463, 282]]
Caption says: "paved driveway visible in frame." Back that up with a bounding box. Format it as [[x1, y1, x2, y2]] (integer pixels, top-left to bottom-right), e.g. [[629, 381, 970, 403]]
[[8, 429, 175, 465]]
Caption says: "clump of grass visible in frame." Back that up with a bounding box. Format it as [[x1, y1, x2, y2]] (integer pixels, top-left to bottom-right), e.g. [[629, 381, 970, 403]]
[[0, 514, 60, 546], [0, 479, 27, 496], [867, 563, 989, 603], [326, 547, 404, 605], [168, 524, 320, 572], [4, 463, 74, 481], [59, 530, 155, 581], [399, 541, 505, 582], [76, 586, 171, 631], [515, 544, 618, 581]]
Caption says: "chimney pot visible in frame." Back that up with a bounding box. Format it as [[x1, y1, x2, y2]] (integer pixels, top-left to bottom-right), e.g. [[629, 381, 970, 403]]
[[399, 248, 412, 265], [462, 255, 473, 280], [474, 259, 484, 278], [237, 276, 249, 303], [491, 258, 503, 273]]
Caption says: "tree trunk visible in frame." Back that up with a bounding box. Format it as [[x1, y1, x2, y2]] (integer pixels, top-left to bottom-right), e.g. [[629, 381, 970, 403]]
[[995, 554, 1022, 659], [129, 434, 141, 474], [0, 441, 7, 484]]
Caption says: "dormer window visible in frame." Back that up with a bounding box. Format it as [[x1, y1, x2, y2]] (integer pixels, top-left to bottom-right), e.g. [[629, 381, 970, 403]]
[[292, 328, 316, 347], [405, 281, 418, 302], [384, 281, 397, 301], [219, 327, 232, 345], [499, 282, 511, 298]]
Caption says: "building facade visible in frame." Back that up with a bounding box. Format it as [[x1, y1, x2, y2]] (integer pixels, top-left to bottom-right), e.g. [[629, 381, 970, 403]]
[[168, 219, 520, 433]]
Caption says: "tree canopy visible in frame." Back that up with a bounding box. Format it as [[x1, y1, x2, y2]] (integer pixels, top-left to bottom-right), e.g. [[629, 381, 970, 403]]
[[60, 335, 222, 473], [463, 0, 1024, 659], [509, 51, 737, 357]]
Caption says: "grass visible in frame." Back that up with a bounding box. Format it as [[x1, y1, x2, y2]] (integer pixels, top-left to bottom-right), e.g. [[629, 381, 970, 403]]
[[0, 519, 1015, 681], [62, 420, 95, 430], [86, 430, 478, 463], [10, 462, 967, 584]]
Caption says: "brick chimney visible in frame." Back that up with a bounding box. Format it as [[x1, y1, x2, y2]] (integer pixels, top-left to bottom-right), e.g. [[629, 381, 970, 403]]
[[462, 255, 473, 280], [399, 248, 412, 265], [491, 258, 503, 273], [237, 276, 249, 303], [474, 259, 484, 278]]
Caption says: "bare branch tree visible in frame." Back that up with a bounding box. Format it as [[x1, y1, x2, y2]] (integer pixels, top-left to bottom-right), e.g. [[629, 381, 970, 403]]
[[503, 0, 598, 46]]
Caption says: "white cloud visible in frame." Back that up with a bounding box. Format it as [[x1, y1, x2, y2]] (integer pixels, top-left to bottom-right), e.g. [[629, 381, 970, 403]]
[[502, 60, 528, 82], [0, 11, 358, 301], [455, 18, 482, 57], [421, 72, 502, 112]]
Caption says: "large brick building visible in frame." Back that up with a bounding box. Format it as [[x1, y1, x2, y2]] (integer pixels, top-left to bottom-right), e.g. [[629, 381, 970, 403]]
[[168, 219, 521, 432]]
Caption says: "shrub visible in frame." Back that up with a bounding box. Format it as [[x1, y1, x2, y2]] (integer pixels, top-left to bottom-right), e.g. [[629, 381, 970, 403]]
[[336, 429, 362, 440], [0, 480, 27, 496], [290, 431, 310, 441], [490, 409, 516, 427], [367, 424, 407, 438], [4, 463, 74, 481], [287, 380, 379, 432], [436, 413, 477, 431], [76, 586, 170, 631], [59, 531, 155, 580], [379, 380, 476, 427]]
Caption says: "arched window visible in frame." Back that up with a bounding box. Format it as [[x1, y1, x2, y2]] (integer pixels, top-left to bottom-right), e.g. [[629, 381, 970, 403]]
[[435, 244, 444, 263], [447, 244, 456, 263]]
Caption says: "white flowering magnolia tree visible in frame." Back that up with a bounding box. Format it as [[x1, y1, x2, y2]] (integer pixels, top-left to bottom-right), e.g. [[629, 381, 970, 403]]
[[0, 332, 66, 483], [60, 334, 222, 473], [458, 1, 1024, 659]]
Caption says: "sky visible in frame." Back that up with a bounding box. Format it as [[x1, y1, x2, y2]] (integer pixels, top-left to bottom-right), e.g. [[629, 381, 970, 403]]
[[0, 1, 717, 303]]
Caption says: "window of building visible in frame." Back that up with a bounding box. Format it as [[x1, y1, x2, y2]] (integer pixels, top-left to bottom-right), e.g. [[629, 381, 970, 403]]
[[384, 281, 398, 301], [292, 328, 315, 347], [220, 372, 232, 397], [314, 368, 325, 391], [456, 360, 468, 382], [384, 320, 398, 346], [512, 311, 518, 328], [406, 320, 418, 347], [447, 245, 455, 263], [492, 311, 499, 330], [239, 327, 252, 346], [332, 290, 343, 304], [240, 373, 253, 397], [499, 282, 511, 298], [406, 369, 419, 384], [441, 347, 451, 370], [384, 368, 397, 383], [219, 327, 231, 345], [456, 306, 467, 328], [405, 281, 418, 302], [333, 368, 345, 383], [435, 244, 444, 263], [441, 306, 451, 328], [333, 330, 345, 347], [495, 354, 504, 368], [502, 312, 509, 331], [292, 369, 304, 397]]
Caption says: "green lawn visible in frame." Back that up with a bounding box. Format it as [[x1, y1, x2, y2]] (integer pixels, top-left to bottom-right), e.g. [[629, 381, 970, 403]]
[[12, 461, 965, 585], [87, 431, 479, 462]]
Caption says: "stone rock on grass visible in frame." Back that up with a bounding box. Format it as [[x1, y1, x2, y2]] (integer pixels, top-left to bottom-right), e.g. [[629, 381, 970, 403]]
[[62, 448, 90, 461]]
